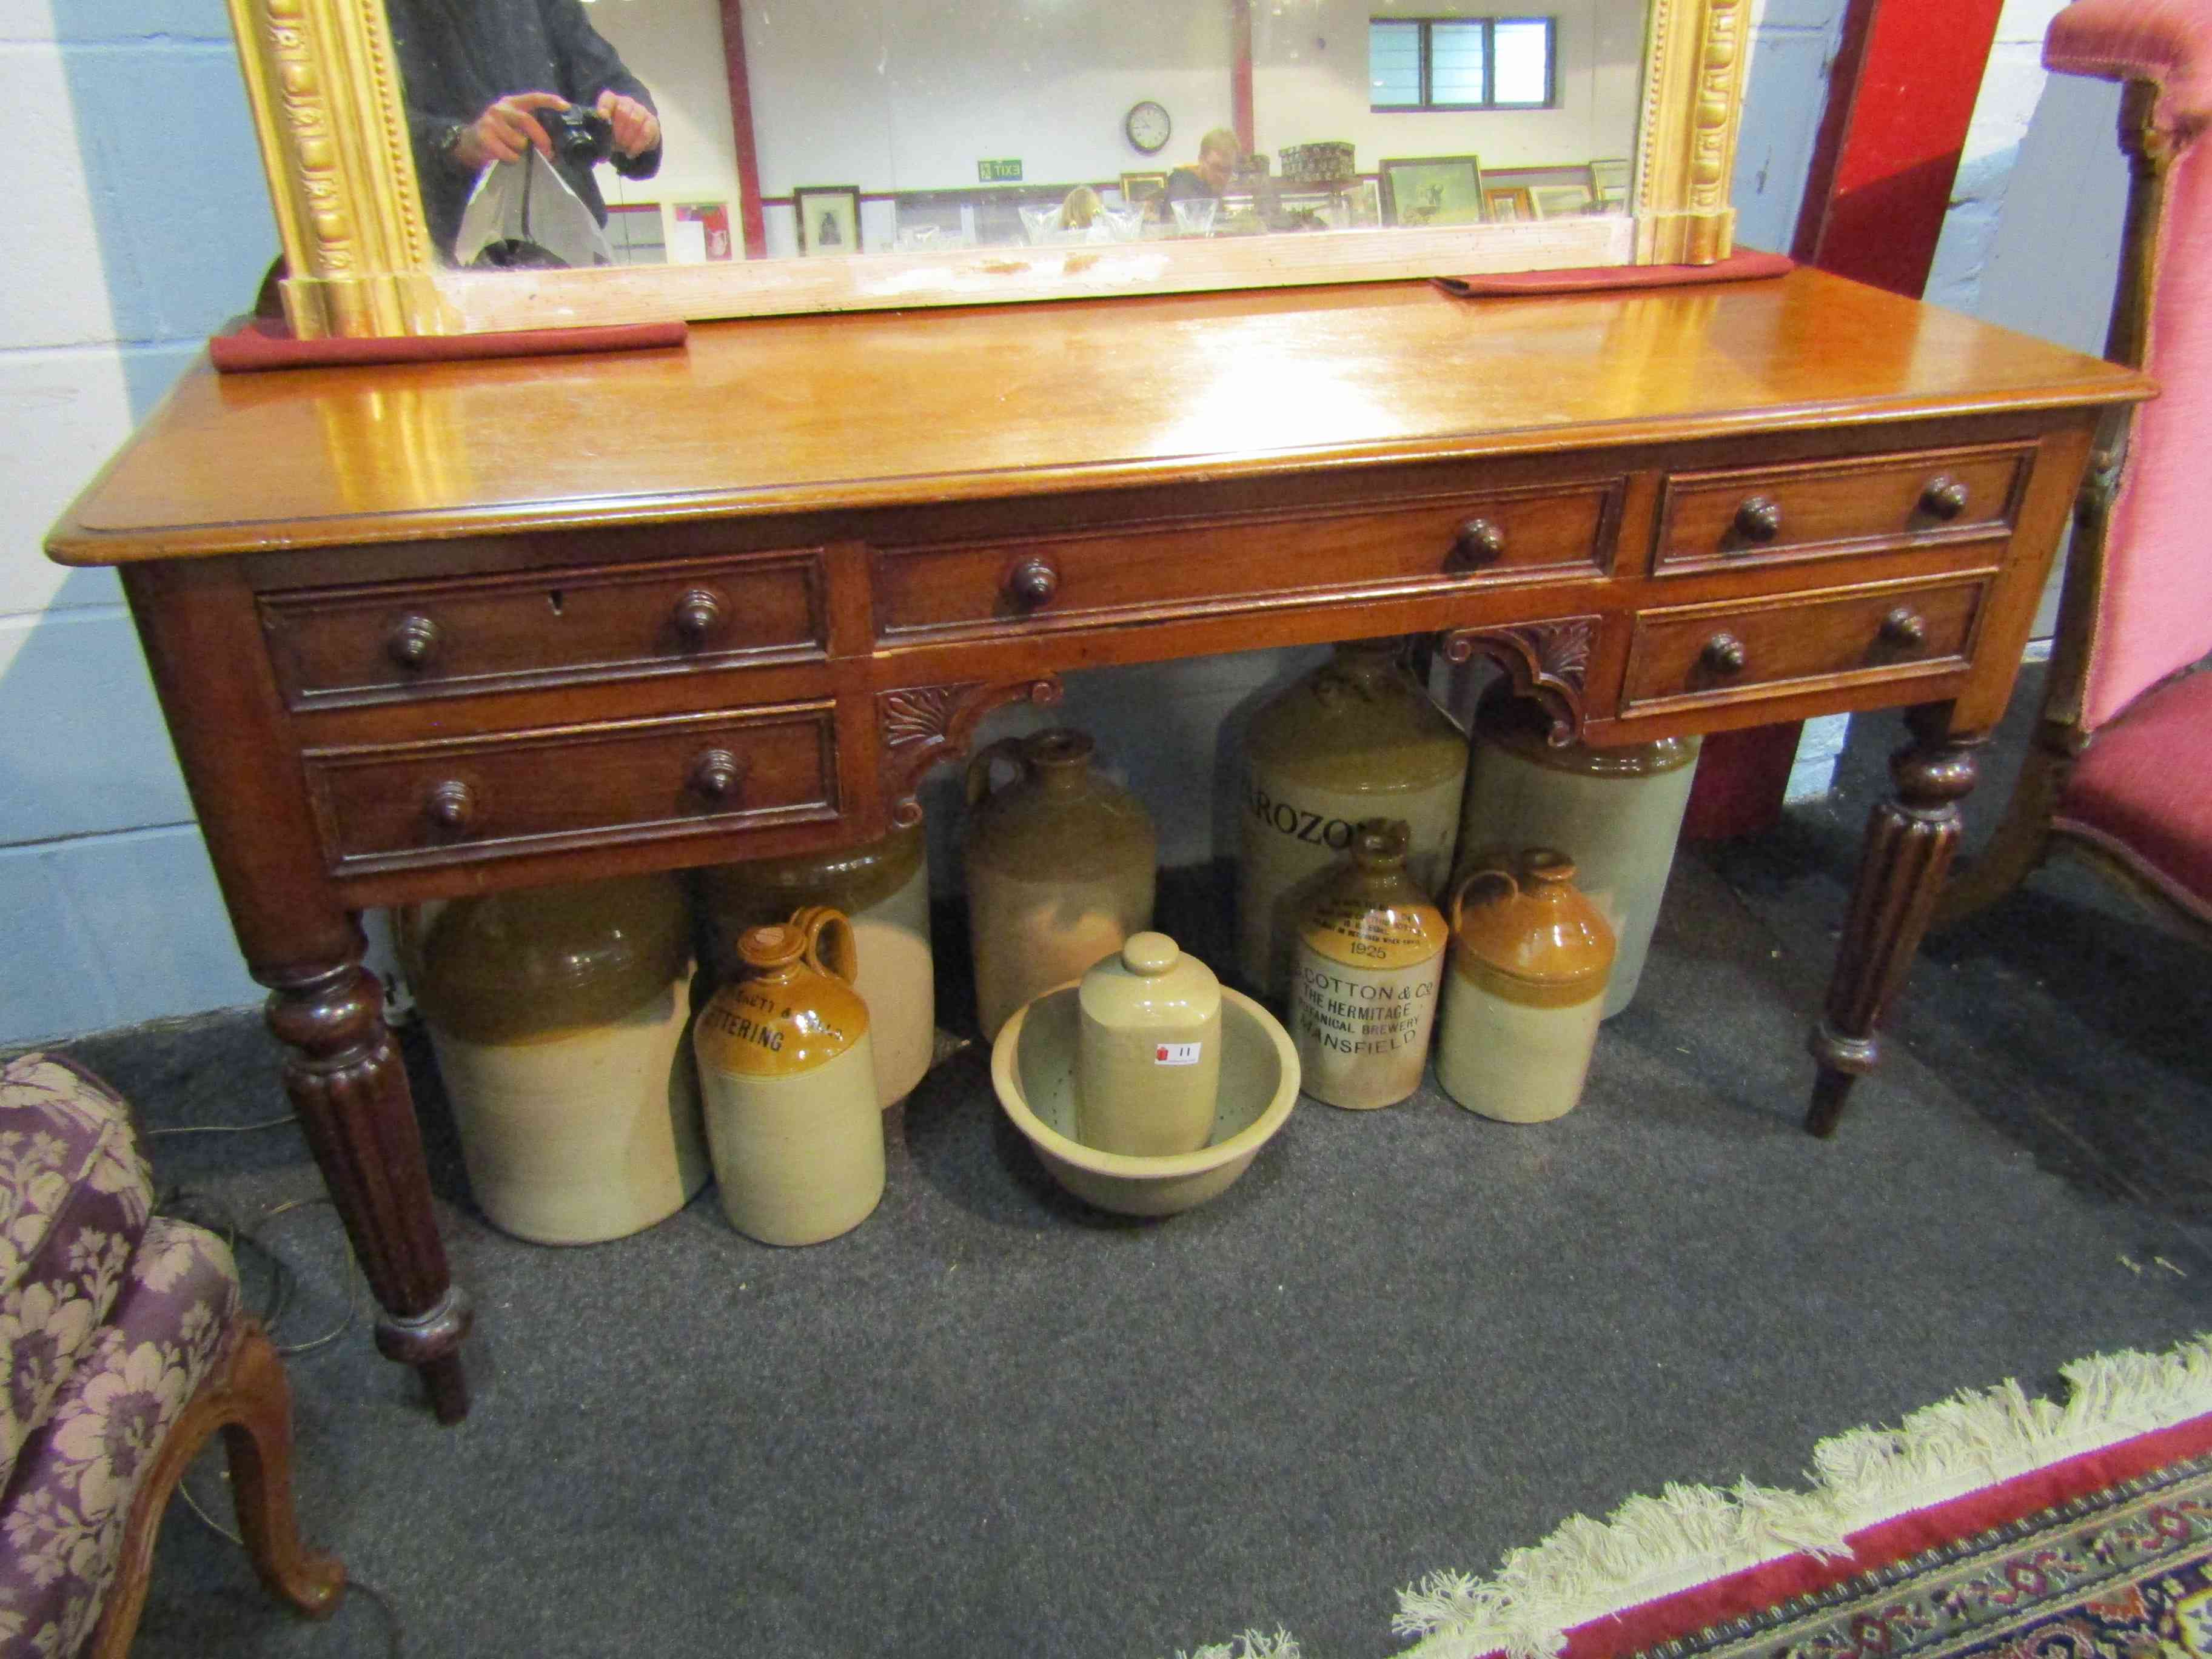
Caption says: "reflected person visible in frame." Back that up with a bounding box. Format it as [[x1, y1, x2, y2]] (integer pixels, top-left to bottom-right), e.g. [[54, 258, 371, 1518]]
[[386, 0, 663, 261], [1161, 128, 1240, 218]]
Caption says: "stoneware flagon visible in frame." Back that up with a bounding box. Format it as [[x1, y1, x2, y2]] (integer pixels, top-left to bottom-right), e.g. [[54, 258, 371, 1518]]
[[964, 727, 1157, 1043], [1457, 683, 1699, 1018], [1292, 819, 1449, 1110], [692, 907, 884, 1246], [400, 874, 709, 1246], [1239, 639, 1466, 1002], [1075, 931, 1222, 1157], [697, 822, 934, 1108], [1435, 849, 1615, 1124]]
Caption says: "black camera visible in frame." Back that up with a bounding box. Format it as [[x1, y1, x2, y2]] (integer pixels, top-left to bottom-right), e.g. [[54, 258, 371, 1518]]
[[534, 104, 614, 168]]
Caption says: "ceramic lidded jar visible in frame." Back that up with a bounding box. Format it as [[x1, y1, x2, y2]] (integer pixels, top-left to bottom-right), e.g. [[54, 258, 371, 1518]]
[[1457, 684, 1700, 1019], [1239, 640, 1467, 1003], [964, 728, 1157, 1043], [1076, 931, 1223, 1157], [692, 907, 885, 1246], [1435, 849, 1614, 1124], [1292, 819, 1449, 1110], [402, 874, 709, 1246], [697, 822, 934, 1108]]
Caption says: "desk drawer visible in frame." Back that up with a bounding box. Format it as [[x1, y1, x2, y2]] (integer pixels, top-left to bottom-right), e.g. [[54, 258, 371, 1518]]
[[873, 481, 1620, 641], [263, 551, 828, 708], [1654, 444, 2030, 574], [303, 702, 840, 873], [1623, 576, 1986, 713]]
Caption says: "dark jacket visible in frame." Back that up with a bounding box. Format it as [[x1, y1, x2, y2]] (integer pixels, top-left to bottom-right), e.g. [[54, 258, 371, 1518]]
[[387, 0, 661, 258]]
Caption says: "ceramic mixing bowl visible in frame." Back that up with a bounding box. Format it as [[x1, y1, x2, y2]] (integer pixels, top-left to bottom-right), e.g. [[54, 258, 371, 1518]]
[[991, 982, 1299, 1216]]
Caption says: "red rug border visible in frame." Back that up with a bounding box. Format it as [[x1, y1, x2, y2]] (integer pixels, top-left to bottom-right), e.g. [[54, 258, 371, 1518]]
[[1540, 1410, 2212, 1659]]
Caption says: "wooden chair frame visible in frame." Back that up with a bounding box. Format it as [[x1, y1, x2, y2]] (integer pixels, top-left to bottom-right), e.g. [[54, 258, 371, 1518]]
[[1936, 78, 2212, 946]]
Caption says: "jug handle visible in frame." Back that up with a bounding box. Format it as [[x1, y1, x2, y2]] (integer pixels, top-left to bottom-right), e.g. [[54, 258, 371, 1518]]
[[1447, 865, 1519, 934], [791, 904, 860, 986], [964, 735, 1030, 808]]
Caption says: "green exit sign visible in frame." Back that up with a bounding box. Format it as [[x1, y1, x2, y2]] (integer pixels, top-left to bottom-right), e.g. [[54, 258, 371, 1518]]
[[977, 159, 1024, 183]]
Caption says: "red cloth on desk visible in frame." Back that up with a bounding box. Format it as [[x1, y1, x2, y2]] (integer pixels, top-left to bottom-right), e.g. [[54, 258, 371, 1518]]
[[209, 315, 688, 373], [1432, 249, 1795, 298]]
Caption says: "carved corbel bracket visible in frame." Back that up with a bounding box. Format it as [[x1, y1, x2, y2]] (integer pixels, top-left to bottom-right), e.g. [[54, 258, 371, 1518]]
[[877, 675, 1065, 827], [1438, 617, 1598, 746]]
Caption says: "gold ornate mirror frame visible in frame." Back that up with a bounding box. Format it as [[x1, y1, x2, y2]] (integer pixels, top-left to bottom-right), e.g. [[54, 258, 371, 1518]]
[[229, 0, 1749, 340]]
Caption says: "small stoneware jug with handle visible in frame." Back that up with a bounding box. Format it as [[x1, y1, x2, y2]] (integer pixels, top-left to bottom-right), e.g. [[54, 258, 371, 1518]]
[[1435, 848, 1614, 1124], [1075, 931, 1222, 1157], [692, 905, 884, 1245]]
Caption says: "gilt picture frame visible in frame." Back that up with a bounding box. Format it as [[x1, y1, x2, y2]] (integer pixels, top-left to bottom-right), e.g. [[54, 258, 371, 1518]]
[[1378, 155, 1486, 229], [218, 0, 1755, 337]]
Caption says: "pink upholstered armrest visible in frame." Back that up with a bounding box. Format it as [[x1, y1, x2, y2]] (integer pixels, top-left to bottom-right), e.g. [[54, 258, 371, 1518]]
[[2047, 0, 2212, 137]]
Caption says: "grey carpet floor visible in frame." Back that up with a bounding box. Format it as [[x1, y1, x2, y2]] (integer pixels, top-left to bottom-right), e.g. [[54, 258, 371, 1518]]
[[45, 666, 2212, 1659]]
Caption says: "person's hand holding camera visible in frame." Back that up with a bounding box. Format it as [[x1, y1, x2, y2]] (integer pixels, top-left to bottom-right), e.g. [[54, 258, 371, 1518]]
[[594, 89, 659, 159], [450, 90, 569, 170]]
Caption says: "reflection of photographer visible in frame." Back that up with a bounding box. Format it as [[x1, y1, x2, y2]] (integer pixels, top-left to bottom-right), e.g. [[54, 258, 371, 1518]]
[[387, 0, 663, 262]]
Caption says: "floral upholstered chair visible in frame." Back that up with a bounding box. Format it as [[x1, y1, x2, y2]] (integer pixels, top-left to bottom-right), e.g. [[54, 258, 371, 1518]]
[[1937, 0, 2212, 940], [0, 1052, 342, 1656]]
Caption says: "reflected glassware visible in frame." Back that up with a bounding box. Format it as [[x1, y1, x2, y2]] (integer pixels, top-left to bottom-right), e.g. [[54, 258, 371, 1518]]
[[1101, 205, 1145, 243], [1170, 197, 1219, 236], [1019, 204, 1059, 246], [896, 224, 941, 250]]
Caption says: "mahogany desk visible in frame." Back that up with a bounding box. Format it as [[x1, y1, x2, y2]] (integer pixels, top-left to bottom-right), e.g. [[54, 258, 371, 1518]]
[[47, 272, 2151, 1422]]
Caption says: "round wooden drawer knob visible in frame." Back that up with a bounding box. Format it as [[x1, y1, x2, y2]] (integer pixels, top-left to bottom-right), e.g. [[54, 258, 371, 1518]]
[[672, 587, 726, 643], [689, 748, 747, 802], [1733, 497, 1784, 543], [1920, 477, 1969, 520], [1007, 557, 1059, 608], [1700, 632, 1749, 675], [424, 779, 477, 833], [1452, 517, 1507, 567], [1880, 607, 1928, 648], [386, 613, 441, 671]]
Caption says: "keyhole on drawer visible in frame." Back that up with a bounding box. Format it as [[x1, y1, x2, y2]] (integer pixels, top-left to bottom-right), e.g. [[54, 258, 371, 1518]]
[[548, 590, 565, 617]]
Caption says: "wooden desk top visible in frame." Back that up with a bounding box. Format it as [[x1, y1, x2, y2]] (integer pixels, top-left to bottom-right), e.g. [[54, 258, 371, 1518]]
[[49, 271, 2149, 566]]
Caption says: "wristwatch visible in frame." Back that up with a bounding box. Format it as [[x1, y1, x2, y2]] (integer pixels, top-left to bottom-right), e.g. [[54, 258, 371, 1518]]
[[434, 120, 470, 167]]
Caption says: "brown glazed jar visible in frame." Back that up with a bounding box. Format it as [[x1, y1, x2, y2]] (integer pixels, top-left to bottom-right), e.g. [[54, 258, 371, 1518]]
[[1458, 684, 1700, 1019], [692, 907, 883, 1246], [1291, 819, 1449, 1110], [697, 822, 934, 1108], [1239, 640, 1467, 1003], [401, 874, 708, 1245], [1435, 848, 1615, 1124], [964, 728, 1157, 1043]]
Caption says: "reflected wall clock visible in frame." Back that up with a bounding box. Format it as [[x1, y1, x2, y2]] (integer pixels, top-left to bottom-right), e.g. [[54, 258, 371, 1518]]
[[1124, 101, 1171, 155]]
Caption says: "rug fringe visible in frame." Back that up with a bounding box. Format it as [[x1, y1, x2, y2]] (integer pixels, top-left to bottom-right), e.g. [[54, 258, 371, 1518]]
[[1392, 1332, 2212, 1659]]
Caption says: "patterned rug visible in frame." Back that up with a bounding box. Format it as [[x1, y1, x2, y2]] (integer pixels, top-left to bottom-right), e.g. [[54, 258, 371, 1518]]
[[1172, 1337, 2212, 1659]]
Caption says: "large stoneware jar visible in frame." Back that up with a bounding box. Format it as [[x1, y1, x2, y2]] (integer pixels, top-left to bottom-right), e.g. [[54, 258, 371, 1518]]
[[964, 728, 1157, 1043], [1457, 684, 1698, 1018], [1076, 931, 1222, 1157], [692, 907, 883, 1247], [403, 874, 708, 1246], [697, 822, 934, 1108], [1292, 819, 1448, 1110], [1435, 850, 1614, 1125], [1239, 640, 1466, 1003]]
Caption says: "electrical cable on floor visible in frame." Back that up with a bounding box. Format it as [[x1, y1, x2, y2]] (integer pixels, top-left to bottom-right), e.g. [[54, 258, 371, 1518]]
[[146, 1113, 300, 1138]]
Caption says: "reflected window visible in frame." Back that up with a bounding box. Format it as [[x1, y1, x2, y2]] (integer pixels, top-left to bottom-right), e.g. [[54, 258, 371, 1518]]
[[1368, 16, 1557, 112]]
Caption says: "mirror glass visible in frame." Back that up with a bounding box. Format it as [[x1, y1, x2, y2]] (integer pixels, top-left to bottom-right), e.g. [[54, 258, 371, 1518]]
[[383, 0, 1649, 275]]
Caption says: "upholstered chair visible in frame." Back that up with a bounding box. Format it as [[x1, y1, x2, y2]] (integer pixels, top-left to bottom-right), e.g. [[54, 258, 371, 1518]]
[[1936, 0, 2212, 939], [0, 1052, 342, 1655]]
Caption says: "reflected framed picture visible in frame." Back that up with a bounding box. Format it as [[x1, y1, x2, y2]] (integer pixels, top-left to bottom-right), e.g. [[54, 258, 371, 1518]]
[[794, 184, 862, 256], [1589, 156, 1632, 209], [1379, 155, 1485, 227], [670, 200, 732, 262], [1119, 171, 1168, 213], [1530, 183, 1597, 219], [1483, 185, 1534, 223]]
